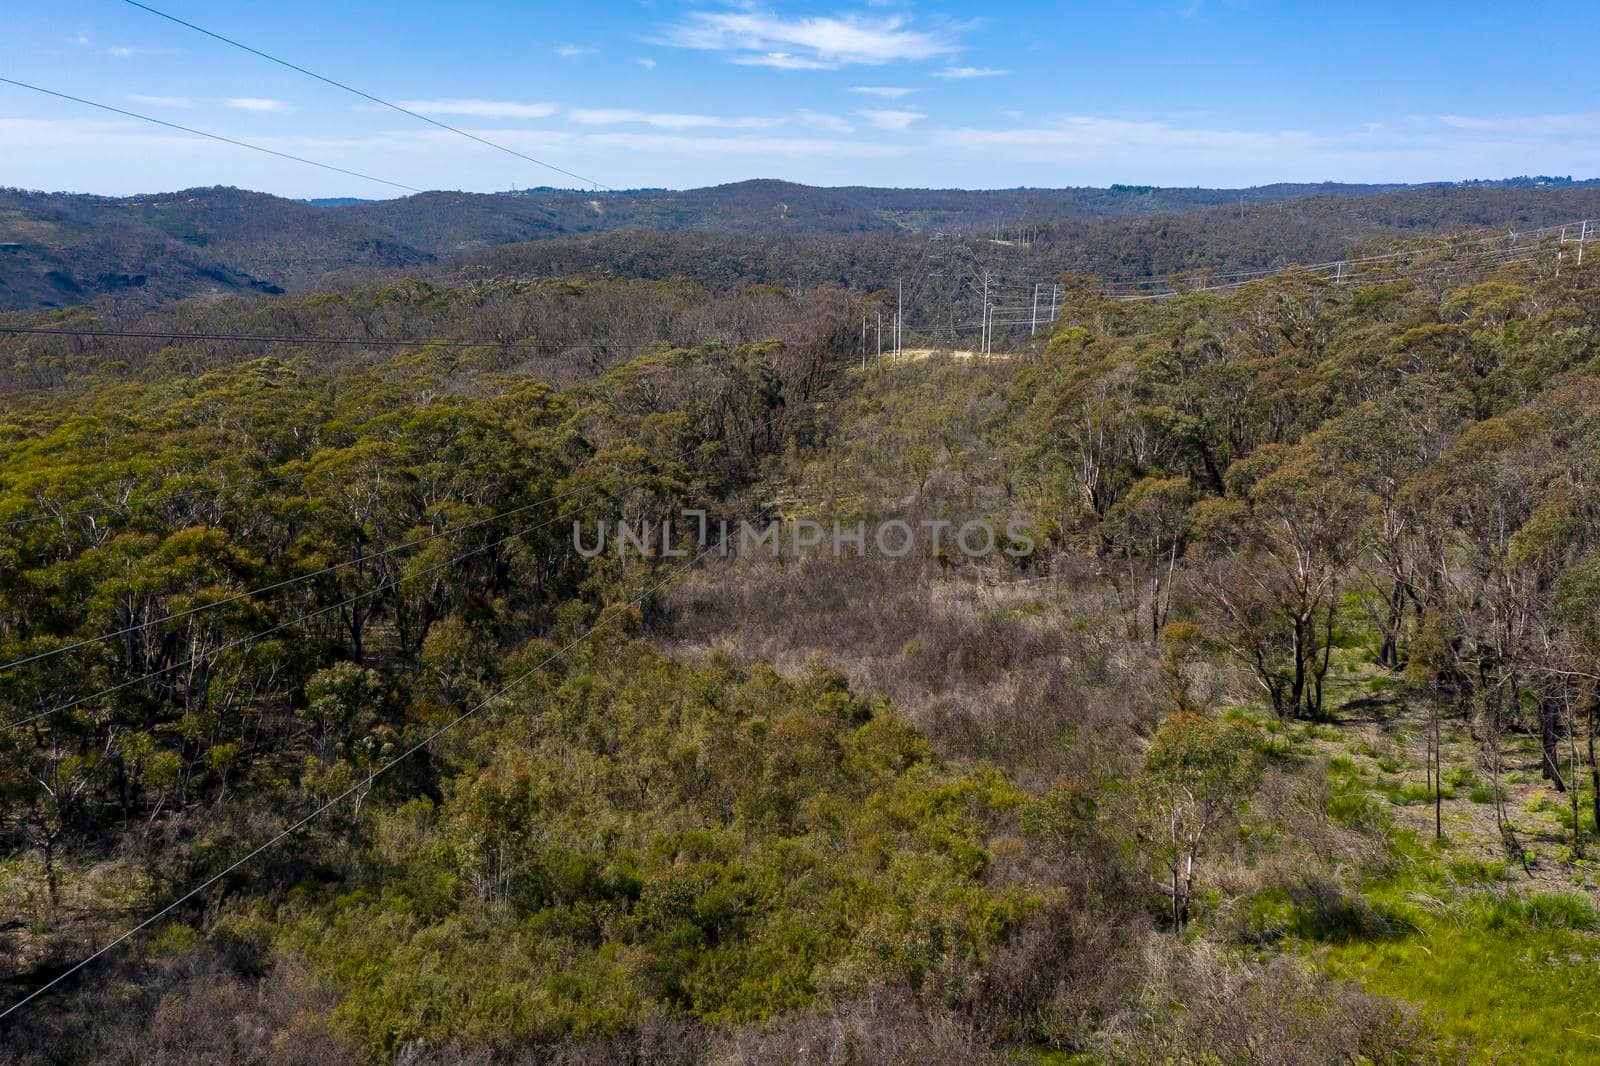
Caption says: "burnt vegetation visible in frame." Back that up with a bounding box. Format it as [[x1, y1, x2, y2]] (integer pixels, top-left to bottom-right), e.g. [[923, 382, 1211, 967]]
[[1, 183, 1599, 1062]]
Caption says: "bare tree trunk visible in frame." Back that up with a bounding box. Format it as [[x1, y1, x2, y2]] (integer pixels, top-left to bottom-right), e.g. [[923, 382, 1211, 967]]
[[1433, 694, 1443, 842], [1290, 615, 1309, 719], [1589, 695, 1600, 838], [1540, 690, 1568, 791], [1380, 578, 1406, 669], [43, 834, 60, 910], [1312, 596, 1337, 718], [1569, 689, 1583, 858], [1487, 692, 1529, 872]]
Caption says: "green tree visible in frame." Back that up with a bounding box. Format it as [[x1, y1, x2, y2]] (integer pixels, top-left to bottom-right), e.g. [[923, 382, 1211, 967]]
[[1137, 711, 1261, 930]]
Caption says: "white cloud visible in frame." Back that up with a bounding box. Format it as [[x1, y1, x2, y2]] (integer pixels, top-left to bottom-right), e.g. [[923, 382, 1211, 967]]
[[581, 131, 903, 159], [934, 115, 1319, 153], [557, 44, 593, 58], [398, 98, 557, 119], [858, 109, 926, 131], [850, 86, 917, 98], [279, 125, 898, 162], [637, 58, 657, 69], [108, 46, 142, 58], [731, 51, 838, 70], [0, 118, 905, 195], [796, 110, 856, 134], [128, 94, 194, 109], [15, 109, 1600, 197], [660, 10, 958, 69], [224, 97, 293, 113], [569, 108, 783, 131], [1439, 113, 1598, 135], [68, 34, 90, 46], [935, 66, 1007, 79]]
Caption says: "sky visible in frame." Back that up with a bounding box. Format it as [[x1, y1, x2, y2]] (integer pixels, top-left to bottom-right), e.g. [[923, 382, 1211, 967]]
[[4, 1, 1600, 198]]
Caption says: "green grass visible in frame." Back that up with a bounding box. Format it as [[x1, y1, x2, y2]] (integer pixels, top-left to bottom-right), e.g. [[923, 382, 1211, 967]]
[[1323, 890, 1600, 1063], [1310, 799, 1600, 1062], [1303, 762, 1600, 1062], [1395, 780, 1437, 805], [1238, 675, 1600, 1061]]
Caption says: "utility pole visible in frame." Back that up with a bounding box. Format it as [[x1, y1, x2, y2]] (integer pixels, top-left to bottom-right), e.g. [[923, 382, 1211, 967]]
[[1049, 283, 1059, 324], [895, 278, 903, 359], [1030, 282, 1040, 335], [980, 269, 990, 358], [861, 311, 867, 368], [875, 311, 882, 361]]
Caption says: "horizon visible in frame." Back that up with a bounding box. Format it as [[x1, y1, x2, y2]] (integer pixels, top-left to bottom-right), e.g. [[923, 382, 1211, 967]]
[[9, 6, 1600, 1059], [7, 1, 1600, 197], [9, 173, 1594, 204]]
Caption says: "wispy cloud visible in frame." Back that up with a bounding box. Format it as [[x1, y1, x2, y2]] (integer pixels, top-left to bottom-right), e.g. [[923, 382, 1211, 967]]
[[935, 66, 1007, 80], [935, 115, 1320, 153], [731, 52, 838, 70], [637, 58, 657, 70], [398, 98, 557, 119], [108, 44, 181, 59], [580, 131, 904, 159], [17, 108, 1600, 196], [1438, 113, 1598, 135], [858, 109, 926, 131], [796, 110, 856, 134], [128, 94, 194, 109], [660, 10, 959, 69], [0, 117, 908, 197], [918, 110, 1600, 186], [569, 108, 783, 131], [850, 86, 917, 98], [224, 97, 293, 113], [71, 36, 169, 59], [557, 44, 593, 58]]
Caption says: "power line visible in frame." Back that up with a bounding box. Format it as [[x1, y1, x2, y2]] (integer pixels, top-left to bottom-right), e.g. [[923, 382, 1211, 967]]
[[1094, 219, 1596, 299], [0, 77, 420, 195], [0, 369, 771, 531], [0, 471, 307, 530], [0, 326, 677, 352], [6, 392, 799, 727], [0, 520, 741, 1023], [122, 0, 607, 191], [0, 405, 793, 673], [0, 486, 581, 674], [0, 333, 780, 532], [3, 509, 567, 731]]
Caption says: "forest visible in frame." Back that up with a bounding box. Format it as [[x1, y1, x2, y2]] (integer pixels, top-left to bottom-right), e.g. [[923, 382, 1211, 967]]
[[8, 177, 1600, 311], [1, 184, 1600, 1063]]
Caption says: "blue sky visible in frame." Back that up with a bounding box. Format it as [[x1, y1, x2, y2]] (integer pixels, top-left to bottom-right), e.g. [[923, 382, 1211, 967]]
[[4, 1, 1599, 197]]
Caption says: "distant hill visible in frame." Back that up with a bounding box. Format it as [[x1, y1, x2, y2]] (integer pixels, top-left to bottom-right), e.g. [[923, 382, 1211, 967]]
[[429, 182, 1600, 331], [2, 177, 1597, 311]]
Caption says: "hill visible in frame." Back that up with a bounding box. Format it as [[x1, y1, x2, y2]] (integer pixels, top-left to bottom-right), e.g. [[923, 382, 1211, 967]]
[[3, 178, 1600, 312], [4, 239, 1600, 1062]]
